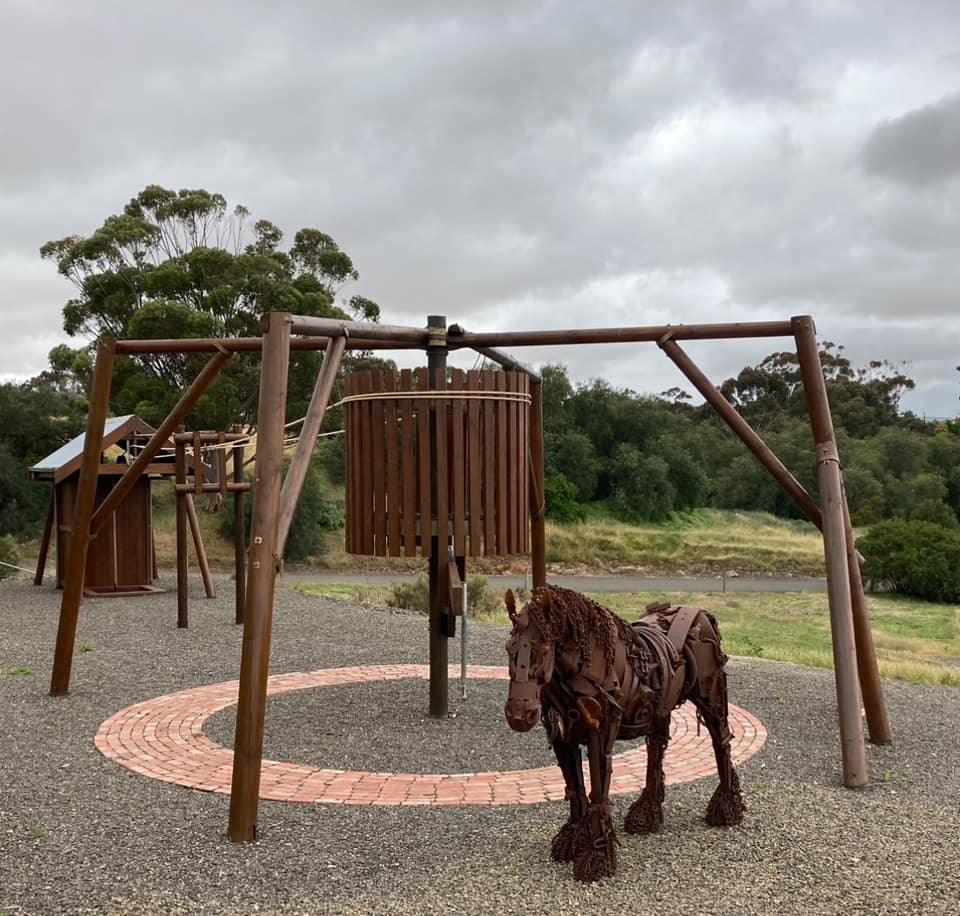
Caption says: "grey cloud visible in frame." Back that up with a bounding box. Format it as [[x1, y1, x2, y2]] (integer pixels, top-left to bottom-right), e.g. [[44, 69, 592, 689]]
[[2, 1, 959, 420], [861, 93, 960, 186]]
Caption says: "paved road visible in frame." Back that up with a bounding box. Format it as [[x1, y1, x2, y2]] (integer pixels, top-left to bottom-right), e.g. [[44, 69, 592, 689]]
[[281, 571, 827, 594]]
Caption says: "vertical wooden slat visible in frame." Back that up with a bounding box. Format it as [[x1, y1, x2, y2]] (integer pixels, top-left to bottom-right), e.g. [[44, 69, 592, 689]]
[[482, 370, 496, 555], [416, 367, 432, 558], [372, 370, 387, 556], [344, 374, 354, 552], [434, 366, 449, 552], [359, 371, 375, 555], [349, 374, 361, 553], [519, 375, 529, 552], [384, 371, 401, 556], [451, 368, 466, 557], [496, 372, 508, 554], [400, 369, 417, 557], [467, 370, 482, 557], [217, 433, 228, 497], [509, 373, 521, 553], [193, 432, 203, 496]]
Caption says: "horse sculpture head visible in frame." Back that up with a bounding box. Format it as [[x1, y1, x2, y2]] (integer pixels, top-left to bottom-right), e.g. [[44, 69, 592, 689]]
[[504, 588, 556, 732]]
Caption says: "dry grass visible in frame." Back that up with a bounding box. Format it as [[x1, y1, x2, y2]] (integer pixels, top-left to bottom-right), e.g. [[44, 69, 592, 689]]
[[543, 509, 825, 575]]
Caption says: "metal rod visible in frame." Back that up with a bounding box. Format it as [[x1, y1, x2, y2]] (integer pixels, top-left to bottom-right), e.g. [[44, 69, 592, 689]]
[[277, 336, 346, 557], [659, 337, 823, 529], [528, 379, 547, 589], [34, 489, 55, 585], [114, 336, 410, 354], [287, 315, 430, 345], [428, 314, 449, 718], [175, 432, 189, 628], [91, 350, 232, 533], [233, 435, 246, 626], [842, 482, 892, 745], [448, 320, 795, 349], [50, 338, 116, 696], [185, 493, 216, 599], [793, 315, 868, 788], [229, 312, 292, 842]]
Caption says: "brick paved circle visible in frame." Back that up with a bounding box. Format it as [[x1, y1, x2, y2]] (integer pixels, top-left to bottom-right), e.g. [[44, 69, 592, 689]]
[[95, 665, 766, 806]]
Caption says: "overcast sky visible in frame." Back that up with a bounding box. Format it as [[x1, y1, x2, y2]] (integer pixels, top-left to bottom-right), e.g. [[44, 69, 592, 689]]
[[2, 1, 958, 417]]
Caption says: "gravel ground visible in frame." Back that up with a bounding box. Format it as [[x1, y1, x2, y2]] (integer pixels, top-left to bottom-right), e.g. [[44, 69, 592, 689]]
[[1, 575, 958, 916]]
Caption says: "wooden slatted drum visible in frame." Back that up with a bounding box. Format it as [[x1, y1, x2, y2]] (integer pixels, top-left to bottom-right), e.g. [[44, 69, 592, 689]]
[[345, 369, 530, 557]]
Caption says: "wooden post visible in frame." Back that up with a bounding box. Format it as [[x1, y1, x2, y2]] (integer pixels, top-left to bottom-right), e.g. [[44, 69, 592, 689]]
[[186, 494, 216, 599], [793, 315, 868, 788], [427, 315, 449, 718], [175, 431, 189, 628], [233, 434, 246, 625], [842, 486, 892, 745], [229, 312, 292, 842], [50, 338, 115, 696], [33, 489, 55, 586], [528, 378, 547, 589], [90, 350, 232, 533], [277, 335, 346, 556]]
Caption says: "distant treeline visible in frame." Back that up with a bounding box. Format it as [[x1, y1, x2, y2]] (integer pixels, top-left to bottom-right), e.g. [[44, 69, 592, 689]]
[[2, 343, 958, 541], [541, 345, 960, 528]]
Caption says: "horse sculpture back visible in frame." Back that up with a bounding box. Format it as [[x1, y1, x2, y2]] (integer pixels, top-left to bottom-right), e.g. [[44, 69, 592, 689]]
[[504, 584, 745, 882]]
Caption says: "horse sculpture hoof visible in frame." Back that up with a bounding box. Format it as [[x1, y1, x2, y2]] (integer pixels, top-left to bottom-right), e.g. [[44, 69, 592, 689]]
[[572, 836, 618, 883], [705, 783, 746, 827], [550, 821, 581, 862], [623, 791, 664, 835]]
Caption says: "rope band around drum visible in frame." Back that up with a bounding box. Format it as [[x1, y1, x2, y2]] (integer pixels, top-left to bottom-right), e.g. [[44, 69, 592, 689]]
[[337, 389, 532, 406]]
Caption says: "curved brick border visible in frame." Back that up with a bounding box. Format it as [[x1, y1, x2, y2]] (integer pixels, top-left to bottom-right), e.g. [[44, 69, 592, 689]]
[[95, 665, 766, 806]]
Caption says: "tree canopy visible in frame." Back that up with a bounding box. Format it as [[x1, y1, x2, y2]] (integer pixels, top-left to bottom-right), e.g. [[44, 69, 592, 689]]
[[41, 185, 382, 429]]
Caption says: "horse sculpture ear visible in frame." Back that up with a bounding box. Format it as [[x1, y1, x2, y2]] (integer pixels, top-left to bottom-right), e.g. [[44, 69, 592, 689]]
[[505, 589, 516, 619]]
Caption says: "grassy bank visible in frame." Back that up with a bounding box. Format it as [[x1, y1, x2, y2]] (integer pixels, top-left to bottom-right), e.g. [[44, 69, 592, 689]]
[[294, 582, 960, 688], [20, 498, 827, 579]]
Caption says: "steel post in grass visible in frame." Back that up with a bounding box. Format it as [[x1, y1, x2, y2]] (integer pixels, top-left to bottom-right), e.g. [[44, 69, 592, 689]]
[[50, 338, 116, 696], [842, 483, 892, 745], [793, 315, 868, 788], [428, 314, 449, 718], [277, 336, 346, 557], [90, 349, 233, 533], [175, 431, 189, 628], [528, 379, 547, 589], [229, 312, 292, 842]]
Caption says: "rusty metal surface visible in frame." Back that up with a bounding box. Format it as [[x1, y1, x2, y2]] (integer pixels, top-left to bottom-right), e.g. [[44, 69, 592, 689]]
[[504, 584, 746, 882]]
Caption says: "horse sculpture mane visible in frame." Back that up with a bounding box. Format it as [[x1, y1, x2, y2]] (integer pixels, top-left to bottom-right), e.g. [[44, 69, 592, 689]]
[[504, 584, 745, 882]]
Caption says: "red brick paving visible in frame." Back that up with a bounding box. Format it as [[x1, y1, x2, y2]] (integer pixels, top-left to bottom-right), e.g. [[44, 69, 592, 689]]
[[95, 665, 766, 806]]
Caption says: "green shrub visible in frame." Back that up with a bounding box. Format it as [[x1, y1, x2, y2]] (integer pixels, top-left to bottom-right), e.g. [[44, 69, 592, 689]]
[[220, 459, 343, 562], [544, 473, 585, 523], [859, 519, 960, 603], [0, 534, 21, 580], [389, 575, 429, 613], [388, 573, 507, 617]]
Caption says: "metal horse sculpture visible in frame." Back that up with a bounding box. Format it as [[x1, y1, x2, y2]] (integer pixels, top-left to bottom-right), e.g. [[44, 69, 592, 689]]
[[504, 585, 745, 882]]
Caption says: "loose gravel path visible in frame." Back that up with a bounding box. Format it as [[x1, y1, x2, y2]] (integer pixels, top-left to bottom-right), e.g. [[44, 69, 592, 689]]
[[1, 576, 958, 915]]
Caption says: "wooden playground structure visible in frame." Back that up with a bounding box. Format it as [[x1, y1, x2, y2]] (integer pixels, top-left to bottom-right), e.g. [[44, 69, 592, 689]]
[[47, 312, 892, 843]]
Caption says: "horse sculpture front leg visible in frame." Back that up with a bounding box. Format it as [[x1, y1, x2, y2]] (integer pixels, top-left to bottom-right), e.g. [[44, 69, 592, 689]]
[[573, 706, 621, 883], [549, 737, 589, 862], [624, 716, 670, 834]]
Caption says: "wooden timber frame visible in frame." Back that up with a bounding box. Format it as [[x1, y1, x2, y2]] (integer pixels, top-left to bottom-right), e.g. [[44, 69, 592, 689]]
[[46, 311, 891, 845]]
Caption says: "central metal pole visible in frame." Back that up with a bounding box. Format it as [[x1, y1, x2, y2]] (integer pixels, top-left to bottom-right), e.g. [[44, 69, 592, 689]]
[[427, 315, 449, 717]]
